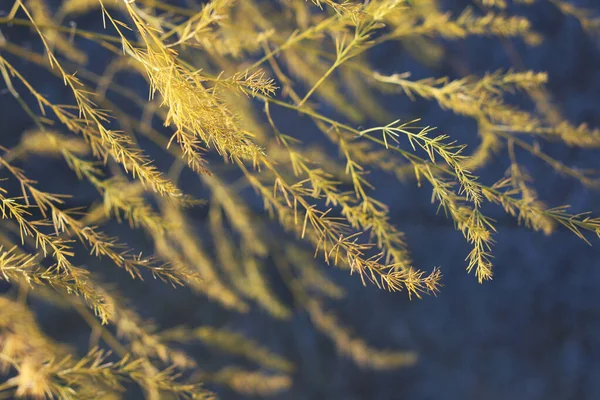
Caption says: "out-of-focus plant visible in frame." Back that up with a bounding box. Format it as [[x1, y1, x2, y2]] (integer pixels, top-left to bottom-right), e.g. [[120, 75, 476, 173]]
[[0, 0, 598, 398]]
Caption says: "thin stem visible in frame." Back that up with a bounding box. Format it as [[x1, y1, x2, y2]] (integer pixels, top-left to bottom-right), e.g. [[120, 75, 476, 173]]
[[0, 17, 128, 45], [298, 59, 340, 106], [72, 301, 128, 358]]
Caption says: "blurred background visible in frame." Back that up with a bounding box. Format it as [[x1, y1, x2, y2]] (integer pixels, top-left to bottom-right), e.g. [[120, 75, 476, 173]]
[[1, 0, 600, 399]]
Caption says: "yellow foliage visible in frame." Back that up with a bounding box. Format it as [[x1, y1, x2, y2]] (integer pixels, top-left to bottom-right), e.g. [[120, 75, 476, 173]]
[[0, 0, 598, 397]]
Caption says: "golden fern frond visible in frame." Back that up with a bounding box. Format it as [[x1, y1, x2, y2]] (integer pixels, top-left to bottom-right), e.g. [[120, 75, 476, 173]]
[[194, 366, 291, 396], [1, 0, 599, 397], [307, 299, 418, 369], [161, 325, 294, 373]]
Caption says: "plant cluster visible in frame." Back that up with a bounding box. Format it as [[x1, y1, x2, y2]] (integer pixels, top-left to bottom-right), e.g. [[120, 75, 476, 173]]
[[0, 0, 599, 398]]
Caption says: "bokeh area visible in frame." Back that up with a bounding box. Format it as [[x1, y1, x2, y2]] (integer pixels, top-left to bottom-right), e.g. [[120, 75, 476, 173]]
[[1, 1, 600, 399]]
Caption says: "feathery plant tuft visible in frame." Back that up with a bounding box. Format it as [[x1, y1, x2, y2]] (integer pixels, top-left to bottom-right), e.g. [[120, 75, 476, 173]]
[[0, 0, 599, 398]]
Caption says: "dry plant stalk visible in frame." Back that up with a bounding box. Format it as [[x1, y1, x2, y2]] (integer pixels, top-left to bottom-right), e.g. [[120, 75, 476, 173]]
[[0, 0, 598, 398]]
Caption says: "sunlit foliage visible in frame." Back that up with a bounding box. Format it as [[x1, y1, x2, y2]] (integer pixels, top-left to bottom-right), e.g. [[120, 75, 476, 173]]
[[0, 0, 599, 397]]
